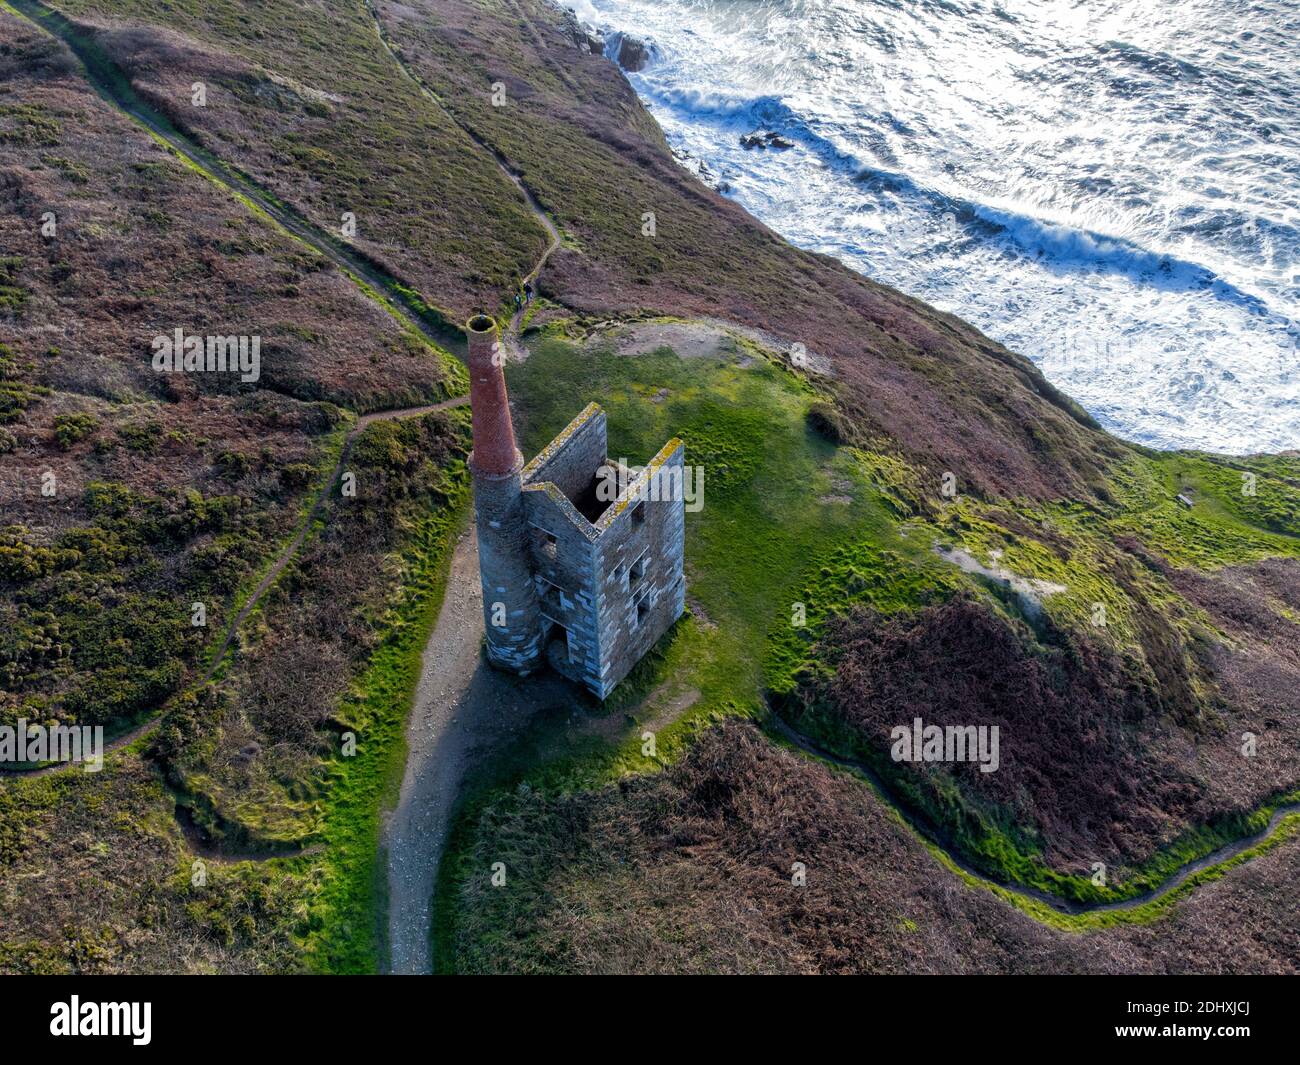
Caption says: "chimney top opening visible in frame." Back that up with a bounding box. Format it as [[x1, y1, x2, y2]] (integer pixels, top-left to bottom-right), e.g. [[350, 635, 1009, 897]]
[[468, 314, 495, 333]]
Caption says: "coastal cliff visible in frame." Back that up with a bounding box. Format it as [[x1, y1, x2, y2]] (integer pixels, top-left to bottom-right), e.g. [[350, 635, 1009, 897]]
[[1, 0, 1297, 974]]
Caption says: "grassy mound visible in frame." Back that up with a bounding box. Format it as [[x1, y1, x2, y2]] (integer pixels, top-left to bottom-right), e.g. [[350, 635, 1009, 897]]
[[438, 325, 1300, 967]]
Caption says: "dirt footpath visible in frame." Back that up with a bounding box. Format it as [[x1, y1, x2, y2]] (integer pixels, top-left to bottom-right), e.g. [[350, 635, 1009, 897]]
[[383, 521, 576, 974]]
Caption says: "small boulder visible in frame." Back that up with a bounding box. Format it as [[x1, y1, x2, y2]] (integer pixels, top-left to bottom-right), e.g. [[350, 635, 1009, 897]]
[[740, 130, 794, 150], [606, 31, 655, 72]]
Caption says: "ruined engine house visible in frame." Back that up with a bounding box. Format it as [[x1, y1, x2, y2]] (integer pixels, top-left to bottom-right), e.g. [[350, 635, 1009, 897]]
[[465, 315, 686, 699]]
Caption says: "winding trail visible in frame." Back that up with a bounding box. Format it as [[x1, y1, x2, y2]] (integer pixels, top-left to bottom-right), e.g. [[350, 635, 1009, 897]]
[[364, 0, 563, 360], [0, 393, 468, 779], [1, 0, 489, 777], [2, 0, 561, 784], [6, 0, 463, 350], [6, 0, 1297, 953], [362, 3, 571, 975], [771, 715, 1300, 917]]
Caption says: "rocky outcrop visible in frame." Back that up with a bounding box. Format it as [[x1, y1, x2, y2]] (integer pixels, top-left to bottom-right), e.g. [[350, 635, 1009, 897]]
[[741, 130, 794, 150], [604, 31, 655, 73]]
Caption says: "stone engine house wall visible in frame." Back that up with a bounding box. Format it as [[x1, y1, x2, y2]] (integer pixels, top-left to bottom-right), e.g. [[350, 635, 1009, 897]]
[[464, 308, 685, 700], [590, 439, 686, 697], [519, 404, 686, 699]]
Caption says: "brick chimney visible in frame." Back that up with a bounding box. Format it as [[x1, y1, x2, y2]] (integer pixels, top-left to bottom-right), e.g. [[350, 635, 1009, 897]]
[[466, 314, 521, 477], [464, 314, 542, 674]]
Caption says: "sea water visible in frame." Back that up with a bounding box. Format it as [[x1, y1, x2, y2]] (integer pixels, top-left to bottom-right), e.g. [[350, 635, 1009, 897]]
[[569, 0, 1300, 454]]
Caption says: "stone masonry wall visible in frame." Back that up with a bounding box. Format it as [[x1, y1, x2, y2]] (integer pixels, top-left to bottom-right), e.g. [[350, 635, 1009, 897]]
[[510, 402, 686, 699], [475, 467, 544, 674], [592, 439, 687, 698], [521, 403, 606, 502], [521, 484, 602, 691]]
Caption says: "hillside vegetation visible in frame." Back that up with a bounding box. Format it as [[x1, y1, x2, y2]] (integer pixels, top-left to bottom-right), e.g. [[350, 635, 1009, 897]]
[[2, 0, 1297, 975], [435, 326, 1300, 970], [0, 7, 468, 972]]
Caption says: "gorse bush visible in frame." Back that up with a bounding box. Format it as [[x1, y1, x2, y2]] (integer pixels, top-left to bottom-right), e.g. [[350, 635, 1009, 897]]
[[52, 412, 99, 448]]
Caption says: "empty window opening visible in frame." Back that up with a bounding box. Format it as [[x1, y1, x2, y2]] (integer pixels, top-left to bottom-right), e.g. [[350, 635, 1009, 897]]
[[534, 527, 558, 560], [629, 555, 647, 587], [636, 597, 649, 625], [631, 500, 646, 525], [539, 578, 564, 612]]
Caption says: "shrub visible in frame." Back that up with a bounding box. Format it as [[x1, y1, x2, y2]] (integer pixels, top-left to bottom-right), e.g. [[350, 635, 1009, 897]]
[[0, 342, 45, 423], [57, 526, 131, 572], [40, 155, 91, 184], [52, 412, 99, 449], [215, 449, 253, 479], [351, 419, 417, 472], [0, 527, 64, 584], [279, 462, 316, 490], [83, 481, 136, 518], [0, 104, 61, 146], [117, 420, 162, 453], [61, 660, 184, 726], [0, 256, 27, 316]]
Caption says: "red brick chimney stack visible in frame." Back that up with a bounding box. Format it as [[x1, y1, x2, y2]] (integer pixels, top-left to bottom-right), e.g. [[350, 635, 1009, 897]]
[[466, 314, 521, 477]]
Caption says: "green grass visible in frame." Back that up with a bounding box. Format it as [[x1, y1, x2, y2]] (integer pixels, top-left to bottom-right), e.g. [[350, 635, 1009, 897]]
[[912, 448, 1300, 684], [761, 435, 1300, 906], [432, 330, 949, 965], [171, 405, 475, 971], [983, 813, 1300, 932], [507, 332, 911, 705], [302, 454, 471, 973], [435, 330, 1300, 964], [1109, 451, 1300, 567]]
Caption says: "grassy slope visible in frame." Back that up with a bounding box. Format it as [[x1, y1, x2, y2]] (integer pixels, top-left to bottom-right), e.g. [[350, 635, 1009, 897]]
[[49, 0, 545, 320], [371, 0, 1127, 504], [0, 6, 470, 972], [5, 0, 1299, 975], [437, 325, 1300, 968], [300, 439, 471, 973], [443, 719, 1300, 974], [434, 327, 904, 968], [0, 5, 460, 737], [1, 409, 471, 974], [765, 444, 1300, 905]]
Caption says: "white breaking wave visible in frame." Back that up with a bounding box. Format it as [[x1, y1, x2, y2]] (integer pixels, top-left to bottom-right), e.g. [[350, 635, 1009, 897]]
[[568, 0, 1300, 455]]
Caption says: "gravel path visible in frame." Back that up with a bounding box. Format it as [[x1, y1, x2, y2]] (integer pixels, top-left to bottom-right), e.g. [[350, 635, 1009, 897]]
[[383, 524, 574, 974], [370, 0, 566, 972]]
